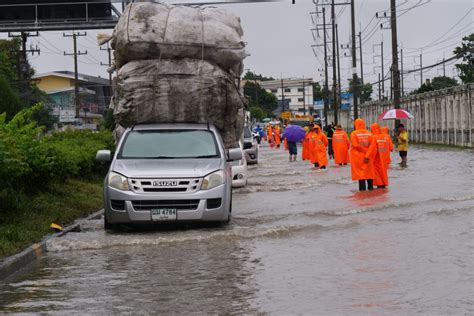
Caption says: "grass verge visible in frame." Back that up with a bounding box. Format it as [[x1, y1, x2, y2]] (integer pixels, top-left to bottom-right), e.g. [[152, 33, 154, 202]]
[[0, 177, 104, 260]]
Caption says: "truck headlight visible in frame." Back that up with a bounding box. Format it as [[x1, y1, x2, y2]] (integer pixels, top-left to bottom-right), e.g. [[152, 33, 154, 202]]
[[201, 170, 224, 190], [108, 171, 130, 191]]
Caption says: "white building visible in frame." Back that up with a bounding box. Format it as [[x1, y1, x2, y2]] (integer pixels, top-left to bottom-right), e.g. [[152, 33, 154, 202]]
[[260, 78, 314, 115]]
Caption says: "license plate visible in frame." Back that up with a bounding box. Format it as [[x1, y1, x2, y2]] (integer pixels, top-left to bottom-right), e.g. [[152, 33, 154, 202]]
[[151, 209, 177, 221]]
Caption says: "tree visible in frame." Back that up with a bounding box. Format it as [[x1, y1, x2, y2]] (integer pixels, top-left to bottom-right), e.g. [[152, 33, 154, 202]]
[[243, 81, 278, 113], [249, 106, 266, 121], [243, 70, 275, 81], [453, 33, 474, 84], [0, 38, 45, 120], [430, 76, 458, 90], [412, 76, 458, 94], [312, 82, 323, 101], [348, 78, 373, 103]]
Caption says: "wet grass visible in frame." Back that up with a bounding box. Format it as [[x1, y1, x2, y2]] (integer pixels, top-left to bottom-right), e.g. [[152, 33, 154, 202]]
[[0, 177, 104, 260]]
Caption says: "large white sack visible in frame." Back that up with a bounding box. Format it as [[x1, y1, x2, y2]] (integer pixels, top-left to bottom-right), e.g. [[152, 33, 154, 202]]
[[111, 2, 247, 77], [112, 59, 245, 148]]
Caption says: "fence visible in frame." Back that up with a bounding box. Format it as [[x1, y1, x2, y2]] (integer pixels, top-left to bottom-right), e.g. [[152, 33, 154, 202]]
[[327, 84, 473, 147]]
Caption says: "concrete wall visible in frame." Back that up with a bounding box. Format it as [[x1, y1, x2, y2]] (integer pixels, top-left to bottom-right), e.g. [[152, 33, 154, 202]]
[[327, 84, 473, 147]]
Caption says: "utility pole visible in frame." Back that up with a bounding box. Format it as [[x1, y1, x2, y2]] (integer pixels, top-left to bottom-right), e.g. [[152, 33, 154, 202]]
[[350, 0, 358, 121], [280, 74, 285, 113], [359, 31, 364, 84], [420, 53, 423, 86], [302, 77, 306, 115], [390, 66, 393, 100], [390, 0, 402, 127], [63, 32, 88, 118], [323, 7, 329, 128], [381, 41, 384, 99], [401, 48, 404, 96], [100, 43, 113, 86], [378, 73, 381, 101], [336, 24, 341, 114], [443, 56, 446, 77], [331, 0, 338, 124]]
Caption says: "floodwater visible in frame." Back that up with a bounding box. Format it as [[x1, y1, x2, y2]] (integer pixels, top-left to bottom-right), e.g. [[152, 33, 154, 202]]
[[1, 144, 473, 315]]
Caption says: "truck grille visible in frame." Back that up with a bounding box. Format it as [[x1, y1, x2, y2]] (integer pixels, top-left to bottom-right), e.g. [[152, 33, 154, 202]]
[[132, 200, 200, 211], [129, 178, 202, 193]]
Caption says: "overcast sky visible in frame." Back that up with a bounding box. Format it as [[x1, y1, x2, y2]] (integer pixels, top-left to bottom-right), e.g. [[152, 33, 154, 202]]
[[3, 0, 472, 95]]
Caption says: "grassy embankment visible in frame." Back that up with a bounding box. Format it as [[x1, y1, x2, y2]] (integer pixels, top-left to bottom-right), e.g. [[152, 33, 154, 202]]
[[0, 177, 104, 259], [0, 105, 114, 259]]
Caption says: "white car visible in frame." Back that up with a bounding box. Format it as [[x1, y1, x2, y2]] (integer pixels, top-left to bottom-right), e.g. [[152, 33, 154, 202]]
[[231, 143, 248, 188]]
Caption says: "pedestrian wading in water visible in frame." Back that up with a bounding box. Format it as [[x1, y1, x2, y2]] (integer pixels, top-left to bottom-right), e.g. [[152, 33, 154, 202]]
[[309, 125, 329, 171], [350, 118, 376, 191], [396, 123, 409, 167], [332, 124, 350, 166]]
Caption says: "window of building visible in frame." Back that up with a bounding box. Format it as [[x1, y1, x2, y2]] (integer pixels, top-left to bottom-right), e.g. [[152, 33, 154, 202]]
[[298, 98, 304, 102], [270, 89, 277, 93], [284, 88, 291, 93], [297, 88, 304, 92]]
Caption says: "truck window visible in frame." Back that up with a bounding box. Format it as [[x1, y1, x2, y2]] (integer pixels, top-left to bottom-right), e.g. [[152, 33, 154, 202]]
[[119, 130, 220, 159]]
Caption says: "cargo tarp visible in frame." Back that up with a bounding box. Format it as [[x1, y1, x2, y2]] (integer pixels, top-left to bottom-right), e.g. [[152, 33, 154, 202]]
[[112, 58, 245, 148], [111, 2, 247, 77]]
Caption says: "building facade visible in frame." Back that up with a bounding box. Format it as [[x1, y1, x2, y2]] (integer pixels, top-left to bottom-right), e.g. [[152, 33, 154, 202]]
[[32, 71, 112, 128], [260, 78, 314, 115]]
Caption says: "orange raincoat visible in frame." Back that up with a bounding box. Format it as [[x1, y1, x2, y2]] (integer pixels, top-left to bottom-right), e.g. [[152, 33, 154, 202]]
[[350, 118, 376, 181], [309, 125, 329, 167], [267, 126, 273, 143], [274, 126, 281, 147], [332, 129, 350, 164], [381, 126, 394, 167], [370, 123, 389, 187], [302, 130, 313, 160]]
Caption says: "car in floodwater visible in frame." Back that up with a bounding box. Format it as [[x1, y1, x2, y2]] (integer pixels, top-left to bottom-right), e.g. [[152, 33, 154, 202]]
[[243, 125, 258, 164], [96, 123, 242, 229], [231, 142, 248, 188]]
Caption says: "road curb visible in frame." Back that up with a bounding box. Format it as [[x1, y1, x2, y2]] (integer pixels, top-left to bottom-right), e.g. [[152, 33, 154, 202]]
[[0, 209, 104, 281]]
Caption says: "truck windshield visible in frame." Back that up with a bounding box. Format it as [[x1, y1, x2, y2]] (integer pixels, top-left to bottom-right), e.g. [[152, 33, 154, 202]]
[[119, 130, 220, 159]]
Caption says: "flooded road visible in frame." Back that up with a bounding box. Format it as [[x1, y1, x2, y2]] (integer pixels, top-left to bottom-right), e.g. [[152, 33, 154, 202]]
[[1, 144, 473, 315]]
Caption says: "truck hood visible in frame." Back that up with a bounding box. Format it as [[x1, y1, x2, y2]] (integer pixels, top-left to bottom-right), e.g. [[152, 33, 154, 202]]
[[112, 158, 223, 178]]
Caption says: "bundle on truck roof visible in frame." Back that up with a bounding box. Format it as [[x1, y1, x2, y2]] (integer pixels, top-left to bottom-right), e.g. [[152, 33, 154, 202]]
[[104, 1, 248, 148]]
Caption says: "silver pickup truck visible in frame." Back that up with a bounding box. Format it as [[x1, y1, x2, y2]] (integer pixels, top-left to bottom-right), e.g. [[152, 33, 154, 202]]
[[96, 123, 242, 230]]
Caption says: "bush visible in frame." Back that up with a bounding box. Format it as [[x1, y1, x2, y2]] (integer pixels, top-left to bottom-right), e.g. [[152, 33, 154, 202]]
[[0, 104, 114, 211]]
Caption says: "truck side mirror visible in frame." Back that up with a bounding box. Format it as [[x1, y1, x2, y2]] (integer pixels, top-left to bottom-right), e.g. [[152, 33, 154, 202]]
[[96, 149, 111, 161], [227, 148, 242, 161]]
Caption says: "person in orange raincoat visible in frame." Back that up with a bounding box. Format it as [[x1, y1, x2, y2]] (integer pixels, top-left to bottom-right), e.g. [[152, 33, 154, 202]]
[[302, 124, 314, 161], [332, 124, 350, 165], [266, 124, 274, 146], [370, 123, 389, 188], [309, 125, 329, 170], [350, 118, 377, 191], [274, 125, 281, 148], [381, 126, 394, 167]]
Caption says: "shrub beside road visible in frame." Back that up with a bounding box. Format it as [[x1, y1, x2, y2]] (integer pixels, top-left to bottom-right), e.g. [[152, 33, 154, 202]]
[[0, 105, 113, 259]]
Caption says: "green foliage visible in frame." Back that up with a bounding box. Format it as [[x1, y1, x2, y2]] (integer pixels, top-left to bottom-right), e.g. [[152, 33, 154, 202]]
[[453, 33, 473, 84], [0, 76, 23, 120], [243, 70, 275, 81], [0, 38, 47, 119], [249, 106, 266, 121], [313, 82, 323, 101], [0, 104, 114, 211], [243, 81, 278, 113], [413, 76, 458, 94], [431, 76, 458, 90], [348, 78, 373, 103], [101, 108, 115, 131]]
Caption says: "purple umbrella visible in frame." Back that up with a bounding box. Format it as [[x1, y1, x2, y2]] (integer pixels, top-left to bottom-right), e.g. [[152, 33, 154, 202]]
[[283, 125, 306, 142]]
